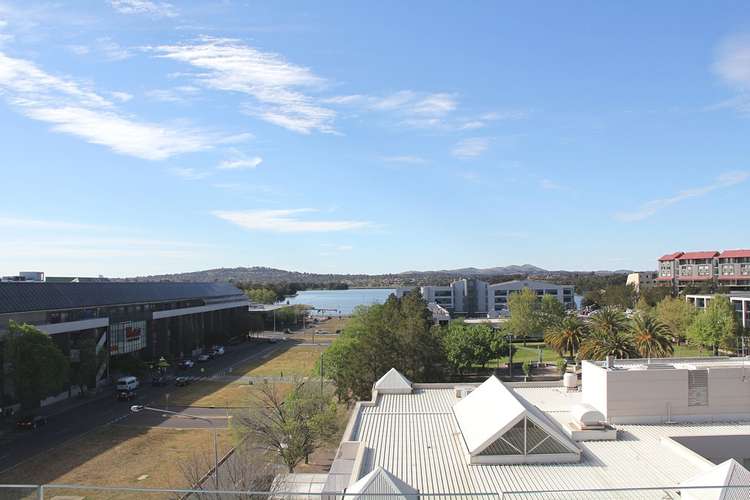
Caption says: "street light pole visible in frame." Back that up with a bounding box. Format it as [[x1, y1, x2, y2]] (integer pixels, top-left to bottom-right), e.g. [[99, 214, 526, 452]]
[[131, 405, 219, 490], [507, 333, 514, 380]]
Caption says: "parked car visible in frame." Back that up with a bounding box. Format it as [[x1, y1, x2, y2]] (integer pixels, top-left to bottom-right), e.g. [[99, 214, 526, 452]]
[[212, 346, 225, 356], [178, 359, 194, 370], [16, 415, 47, 430], [117, 390, 137, 401], [197, 353, 211, 362], [151, 375, 167, 387], [116, 376, 139, 391], [283, 328, 291, 334], [175, 376, 191, 387]]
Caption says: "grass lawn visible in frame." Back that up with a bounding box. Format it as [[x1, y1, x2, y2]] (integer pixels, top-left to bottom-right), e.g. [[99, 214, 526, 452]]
[[163, 380, 293, 407], [672, 344, 713, 358], [0, 425, 233, 498], [235, 345, 326, 377]]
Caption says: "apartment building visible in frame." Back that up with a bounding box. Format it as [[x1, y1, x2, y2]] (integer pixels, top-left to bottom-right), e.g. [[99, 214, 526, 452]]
[[658, 249, 750, 291], [626, 271, 657, 293], [396, 277, 575, 317]]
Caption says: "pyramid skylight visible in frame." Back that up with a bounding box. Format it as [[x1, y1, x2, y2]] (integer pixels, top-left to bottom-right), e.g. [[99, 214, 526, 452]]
[[346, 466, 419, 499], [680, 458, 750, 500], [452, 376, 580, 464], [374, 368, 413, 394]]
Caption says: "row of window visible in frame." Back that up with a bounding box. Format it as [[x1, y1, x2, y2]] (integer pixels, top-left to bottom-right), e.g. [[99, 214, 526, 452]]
[[45, 299, 205, 324]]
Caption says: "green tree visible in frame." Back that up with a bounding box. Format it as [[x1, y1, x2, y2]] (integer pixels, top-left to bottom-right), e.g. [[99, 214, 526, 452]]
[[539, 295, 566, 328], [544, 315, 588, 360], [441, 323, 497, 375], [69, 336, 104, 395], [655, 296, 696, 343], [4, 321, 69, 411], [589, 307, 628, 337], [507, 289, 543, 343], [686, 295, 737, 355], [244, 288, 279, 304], [629, 313, 674, 358]]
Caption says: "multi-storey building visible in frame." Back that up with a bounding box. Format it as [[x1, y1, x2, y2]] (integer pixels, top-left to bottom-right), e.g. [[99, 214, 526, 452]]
[[658, 249, 750, 292], [397, 278, 575, 317], [626, 271, 657, 293]]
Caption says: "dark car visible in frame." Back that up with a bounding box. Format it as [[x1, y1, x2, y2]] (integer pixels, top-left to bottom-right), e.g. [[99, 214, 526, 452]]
[[16, 415, 47, 430], [117, 390, 137, 401], [151, 375, 167, 387], [175, 376, 191, 387]]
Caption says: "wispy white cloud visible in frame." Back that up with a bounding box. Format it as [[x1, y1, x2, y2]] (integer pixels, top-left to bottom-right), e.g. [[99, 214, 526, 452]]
[[319, 243, 354, 256], [212, 208, 371, 233], [714, 34, 750, 90], [109, 90, 133, 102], [169, 167, 211, 180], [110, 0, 177, 18], [382, 155, 427, 165], [218, 156, 263, 170], [0, 51, 218, 160], [614, 171, 750, 222], [451, 137, 489, 159], [0, 215, 106, 231], [327, 90, 459, 129], [711, 34, 750, 114], [540, 178, 564, 190], [151, 37, 335, 134]]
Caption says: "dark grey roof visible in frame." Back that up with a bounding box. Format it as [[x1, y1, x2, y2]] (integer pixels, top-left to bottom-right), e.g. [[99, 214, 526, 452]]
[[0, 282, 246, 314]]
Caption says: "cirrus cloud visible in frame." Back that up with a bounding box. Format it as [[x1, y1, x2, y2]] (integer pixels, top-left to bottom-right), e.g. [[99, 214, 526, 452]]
[[212, 208, 371, 233]]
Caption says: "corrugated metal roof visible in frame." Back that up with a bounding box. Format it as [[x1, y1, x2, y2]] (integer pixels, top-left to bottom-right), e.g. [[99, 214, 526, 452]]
[[0, 282, 246, 314], [681, 459, 750, 500], [350, 386, 750, 498], [659, 252, 684, 261], [679, 251, 720, 260], [719, 249, 750, 259]]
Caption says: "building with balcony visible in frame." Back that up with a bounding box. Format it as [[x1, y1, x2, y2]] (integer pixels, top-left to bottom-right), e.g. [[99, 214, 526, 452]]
[[396, 278, 575, 318], [658, 249, 750, 292]]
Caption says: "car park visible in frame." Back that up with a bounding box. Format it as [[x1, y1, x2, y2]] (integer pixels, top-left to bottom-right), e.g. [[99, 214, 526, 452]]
[[16, 415, 47, 430], [175, 376, 191, 387], [117, 390, 137, 401]]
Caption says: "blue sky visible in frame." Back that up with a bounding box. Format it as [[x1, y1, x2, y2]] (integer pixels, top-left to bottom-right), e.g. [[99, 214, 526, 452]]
[[1, 1, 750, 277]]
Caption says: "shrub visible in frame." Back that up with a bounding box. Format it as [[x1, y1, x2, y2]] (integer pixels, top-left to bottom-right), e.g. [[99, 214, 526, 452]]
[[522, 361, 533, 377], [556, 358, 568, 375]]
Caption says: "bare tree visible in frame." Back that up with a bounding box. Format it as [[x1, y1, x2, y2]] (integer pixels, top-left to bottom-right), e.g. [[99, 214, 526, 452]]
[[233, 380, 339, 473], [178, 441, 281, 500]]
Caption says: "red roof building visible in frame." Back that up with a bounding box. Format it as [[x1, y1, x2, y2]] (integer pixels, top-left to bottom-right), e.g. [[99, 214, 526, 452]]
[[677, 251, 719, 260], [718, 249, 750, 259], [658, 252, 683, 261]]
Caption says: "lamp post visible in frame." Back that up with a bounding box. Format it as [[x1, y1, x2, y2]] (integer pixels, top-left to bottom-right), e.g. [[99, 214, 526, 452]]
[[507, 332, 514, 380], [131, 405, 219, 490]]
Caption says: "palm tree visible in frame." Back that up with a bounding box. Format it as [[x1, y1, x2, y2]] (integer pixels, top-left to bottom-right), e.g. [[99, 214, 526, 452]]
[[578, 330, 639, 360], [629, 313, 674, 358], [578, 306, 638, 361], [544, 315, 588, 360], [589, 307, 628, 336]]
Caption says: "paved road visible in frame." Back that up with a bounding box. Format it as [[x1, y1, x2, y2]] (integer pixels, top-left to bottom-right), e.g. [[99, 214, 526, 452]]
[[121, 406, 231, 429], [0, 339, 284, 475]]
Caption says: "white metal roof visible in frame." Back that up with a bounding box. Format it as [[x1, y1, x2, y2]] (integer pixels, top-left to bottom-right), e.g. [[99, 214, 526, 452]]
[[346, 384, 750, 498], [373, 368, 412, 394], [681, 459, 750, 500], [346, 466, 418, 499]]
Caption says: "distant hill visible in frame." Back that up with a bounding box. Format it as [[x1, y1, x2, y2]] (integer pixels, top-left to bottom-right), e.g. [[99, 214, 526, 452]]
[[124, 265, 633, 287]]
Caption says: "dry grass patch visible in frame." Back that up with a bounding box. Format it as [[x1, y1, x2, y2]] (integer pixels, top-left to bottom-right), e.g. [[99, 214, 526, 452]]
[[162, 381, 292, 408], [0, 425, 232, 498], [236, 346, 326, 377]]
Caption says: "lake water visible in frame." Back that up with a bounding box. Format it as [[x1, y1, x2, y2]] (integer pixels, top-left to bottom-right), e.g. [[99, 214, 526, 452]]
[[278, 288, 396, 315], [279, 288, 583, 315]]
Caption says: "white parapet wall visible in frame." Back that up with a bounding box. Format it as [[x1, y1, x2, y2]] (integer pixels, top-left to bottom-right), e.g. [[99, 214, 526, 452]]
[[582, 358, 750, 424]]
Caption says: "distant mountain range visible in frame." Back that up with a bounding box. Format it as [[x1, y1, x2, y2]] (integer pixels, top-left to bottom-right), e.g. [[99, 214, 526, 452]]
[[125, 265, 633, 286]]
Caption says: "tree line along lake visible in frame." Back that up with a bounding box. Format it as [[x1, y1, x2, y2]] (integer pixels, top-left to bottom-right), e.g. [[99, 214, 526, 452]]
[[277, 288, 584, 316]]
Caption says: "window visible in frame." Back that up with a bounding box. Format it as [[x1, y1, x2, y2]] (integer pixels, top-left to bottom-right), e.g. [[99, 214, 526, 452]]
[[688, 370, 709, 407], [495, 290, 508, 296]]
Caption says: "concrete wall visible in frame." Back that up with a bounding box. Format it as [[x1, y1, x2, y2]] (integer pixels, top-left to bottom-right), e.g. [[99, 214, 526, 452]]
[[583, 362, 750, 424]]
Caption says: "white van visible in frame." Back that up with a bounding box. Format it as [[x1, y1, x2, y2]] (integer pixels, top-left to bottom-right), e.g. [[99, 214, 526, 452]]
[[116, 376, 139, 391]]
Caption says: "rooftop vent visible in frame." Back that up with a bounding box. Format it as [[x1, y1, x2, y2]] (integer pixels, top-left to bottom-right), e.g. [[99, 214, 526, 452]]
[[571, 404, 605, 429], [454, 385, 475, 399]]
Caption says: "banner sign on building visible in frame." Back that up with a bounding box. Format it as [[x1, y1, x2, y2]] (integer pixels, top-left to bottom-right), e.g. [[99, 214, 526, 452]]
[[110, 320, 147, 355]]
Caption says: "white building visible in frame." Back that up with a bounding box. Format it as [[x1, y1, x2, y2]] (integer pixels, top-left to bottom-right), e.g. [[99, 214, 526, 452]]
[[396, 278, 574, 318], [626, 271, 657, 293], [321, 363, 750, 498]]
